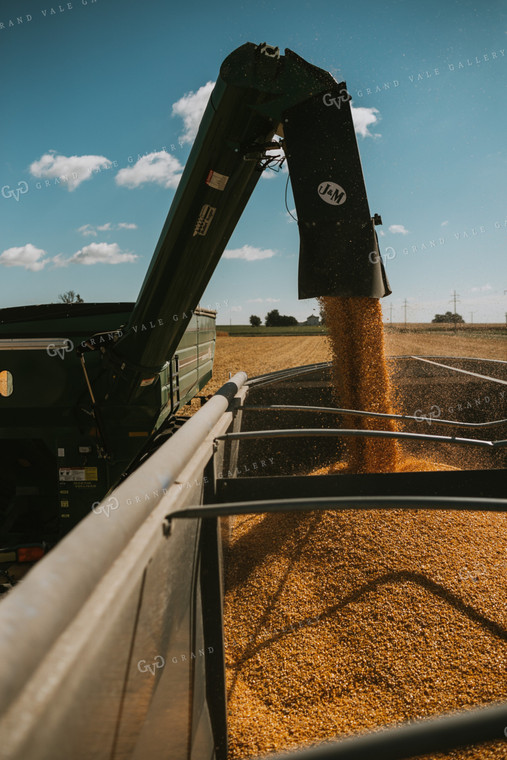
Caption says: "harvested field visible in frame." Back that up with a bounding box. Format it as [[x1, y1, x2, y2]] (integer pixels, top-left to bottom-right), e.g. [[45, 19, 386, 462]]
[[384, 330, 507, 361], [182, 336, 332, 414], [211, 335, 332, 388], [214, 332, 506, 393], [182, 331, 505, 415]]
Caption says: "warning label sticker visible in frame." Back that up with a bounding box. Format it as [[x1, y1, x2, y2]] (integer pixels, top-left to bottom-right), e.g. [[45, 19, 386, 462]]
[[59, 467, 98, 482], [193, 204, 216, 237], [206, 170, 229, 191]]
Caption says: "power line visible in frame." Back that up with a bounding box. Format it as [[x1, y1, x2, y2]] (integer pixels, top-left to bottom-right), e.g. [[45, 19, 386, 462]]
[[450, 290, 461, 333], [450, 289, 461, 314], [402, 298, 409, 329]]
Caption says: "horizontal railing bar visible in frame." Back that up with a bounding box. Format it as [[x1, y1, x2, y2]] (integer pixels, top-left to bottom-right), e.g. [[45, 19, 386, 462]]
[[216, 469, 505, 498], [0, 338, 73, 351], [411, 355, 507, 386], [256, 700, 507, 760], [384, 354, 507, 365], [215, 428, 506, 448], [239, 404, 507, 429], [245, 363, 328, 388], [169, 495, 507, 519]]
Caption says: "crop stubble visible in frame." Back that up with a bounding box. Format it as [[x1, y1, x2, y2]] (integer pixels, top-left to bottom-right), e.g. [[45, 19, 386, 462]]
[[196, 329, 506, 403]]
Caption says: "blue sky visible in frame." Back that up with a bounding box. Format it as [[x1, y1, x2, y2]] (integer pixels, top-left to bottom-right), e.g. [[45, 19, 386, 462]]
[[0, 0, 505, 324]]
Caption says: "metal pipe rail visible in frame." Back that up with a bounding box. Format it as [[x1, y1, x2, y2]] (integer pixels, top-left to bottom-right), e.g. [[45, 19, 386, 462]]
[[256, 700, 507, 760], [402, 355, 507, 364], [215, 428, 507, 448], [0, 371, 247, 719], [244, 355, 507, 390], [245, 363, 330, 388], [0, 337, 73, 351], [239, 403, 507, 428], [169, 495, 507, 520], [411, 355, 507, 386]]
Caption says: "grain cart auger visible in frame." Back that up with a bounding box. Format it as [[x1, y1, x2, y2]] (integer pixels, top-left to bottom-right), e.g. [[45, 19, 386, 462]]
[[0, 41, 388, 554], [13, 41, 507, 760]]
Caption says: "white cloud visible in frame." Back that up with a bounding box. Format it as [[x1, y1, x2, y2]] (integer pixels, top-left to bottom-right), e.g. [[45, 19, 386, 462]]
[[261, 139, 288, 180], [441, 220, 449, 226], [378, 229, 385, 236], [351, 106, 381, 138], [470, 284, 493, 293], [172, 81, 215, 144], [115, 151, 183, 189], [223, 245, 277, 261], [230, 305, 242, 312], [78, 222, 138, 236], [1, 242, 137, 270], [54, 242, 137, 267], [247, 297, 280, 303], [286, 209, 297, 223], [29, 150, 111, 191], [266, 146, 285, 162], [388, 224, 410, 235], [262, 167, 280, 180], [77, 224, 97, 237], [0, 243, 49, 271]]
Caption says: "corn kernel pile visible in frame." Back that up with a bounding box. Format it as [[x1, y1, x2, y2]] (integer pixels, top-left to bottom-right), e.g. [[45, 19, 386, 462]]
[[224, 508, 507, 759], [224, 296, 507, 759]]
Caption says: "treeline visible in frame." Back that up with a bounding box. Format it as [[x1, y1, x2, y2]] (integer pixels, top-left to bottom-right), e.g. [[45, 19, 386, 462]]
[[250, 309, 298, 327]]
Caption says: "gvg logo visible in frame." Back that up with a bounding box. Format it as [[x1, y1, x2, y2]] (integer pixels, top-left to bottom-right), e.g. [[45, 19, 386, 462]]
[[92, 495, 120, 517], [414, 405, 442, 426], [322, 89, 351, 110], [46, 339, 74, 359], [137, 656, 165, 676], [258, 43, 280, 59], [2, 181, 29, 202], [458, 563, 487, 581], [369, 247, 396, 264], [317, 181, 347, 205]]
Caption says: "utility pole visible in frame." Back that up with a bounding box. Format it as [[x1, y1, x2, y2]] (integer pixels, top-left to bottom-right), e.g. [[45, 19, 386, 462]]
[[402, 298, 408, 329], [450, 290, 460, 334]]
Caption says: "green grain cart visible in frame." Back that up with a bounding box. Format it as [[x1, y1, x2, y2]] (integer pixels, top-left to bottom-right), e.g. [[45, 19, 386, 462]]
[[1, 42, 504, 760]]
